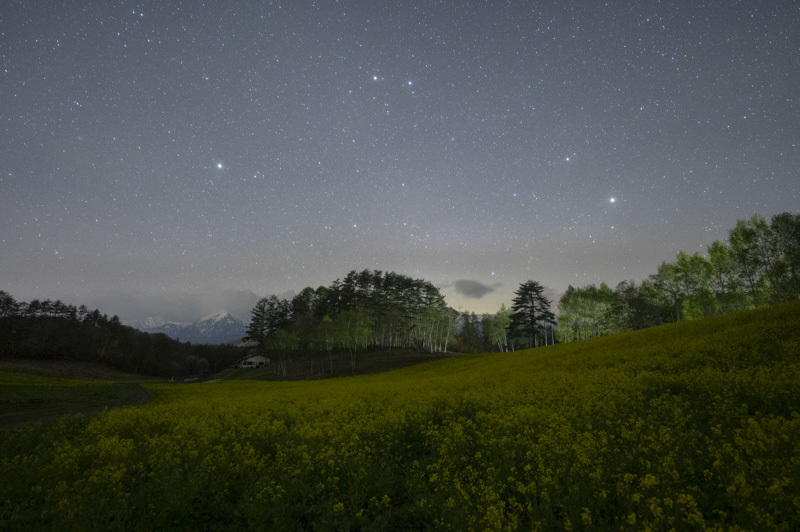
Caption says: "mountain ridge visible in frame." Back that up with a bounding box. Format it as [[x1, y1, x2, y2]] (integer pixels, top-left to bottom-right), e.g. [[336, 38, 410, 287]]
[[127, 311, 247, 345]]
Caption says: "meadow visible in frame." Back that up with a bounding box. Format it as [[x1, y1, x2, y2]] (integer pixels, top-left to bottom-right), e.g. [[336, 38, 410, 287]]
[[0, 361, 151, 434], [1, 303, 799, 530]]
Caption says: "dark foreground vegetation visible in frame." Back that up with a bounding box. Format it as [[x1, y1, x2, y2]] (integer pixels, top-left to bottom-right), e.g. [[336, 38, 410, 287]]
[[1, 302, 798, 529]]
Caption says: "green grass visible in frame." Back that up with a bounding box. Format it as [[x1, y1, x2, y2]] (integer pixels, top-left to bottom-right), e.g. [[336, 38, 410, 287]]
[[1, 303, 799, 530], [0, 361, 155, 433]]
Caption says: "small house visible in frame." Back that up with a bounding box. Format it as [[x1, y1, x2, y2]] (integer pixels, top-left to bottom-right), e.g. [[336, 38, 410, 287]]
[[237, 354, 269, 368]]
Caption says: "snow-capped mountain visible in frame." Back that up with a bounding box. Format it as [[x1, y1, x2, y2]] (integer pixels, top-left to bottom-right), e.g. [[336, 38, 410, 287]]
[[194, 311, 248, 344], [128, 311, 247, 345]]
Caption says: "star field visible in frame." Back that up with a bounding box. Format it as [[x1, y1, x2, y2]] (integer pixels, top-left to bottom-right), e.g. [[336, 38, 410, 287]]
[[2, 1, 799, 321]]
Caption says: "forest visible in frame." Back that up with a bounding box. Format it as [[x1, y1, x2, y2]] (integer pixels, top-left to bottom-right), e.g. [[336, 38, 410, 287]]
[[554, 212, 800, 342], [244, 271, 455, 376], [0, 295, 243, 377], [246, 212, 800, 362]]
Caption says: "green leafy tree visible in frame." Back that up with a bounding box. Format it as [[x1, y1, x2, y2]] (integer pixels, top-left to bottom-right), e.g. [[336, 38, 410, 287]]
[[318, 315, 336, 373], [270, 329, 299, 376], [766, 212, 800, 302], [707, 240, 751, 313], [648, 262, 684, 322], [334, 310, 372, 367], [673, 251, 718, 319], [729, 214, 771, 307], [484, 304, 511, 351], [557, 283, 615, 342]]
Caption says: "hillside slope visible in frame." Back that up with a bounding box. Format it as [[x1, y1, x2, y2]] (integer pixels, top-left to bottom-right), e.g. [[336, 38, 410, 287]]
[[2, 302, 799, 530]]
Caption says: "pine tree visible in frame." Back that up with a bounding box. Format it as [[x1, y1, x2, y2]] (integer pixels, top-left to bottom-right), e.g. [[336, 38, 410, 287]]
[[510, 280, 555, 348], [245, 298, 269, 348]]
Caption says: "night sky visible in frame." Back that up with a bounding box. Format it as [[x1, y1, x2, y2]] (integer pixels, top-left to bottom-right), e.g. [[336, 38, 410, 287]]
[[2, 1, 799, 322]]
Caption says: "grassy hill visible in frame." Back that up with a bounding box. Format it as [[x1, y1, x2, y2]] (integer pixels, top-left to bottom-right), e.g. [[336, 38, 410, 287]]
[[1, 302, 799, 529]]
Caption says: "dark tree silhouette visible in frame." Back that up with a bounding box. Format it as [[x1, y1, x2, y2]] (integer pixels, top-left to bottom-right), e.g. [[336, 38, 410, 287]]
[[510, 280, 555, 348]]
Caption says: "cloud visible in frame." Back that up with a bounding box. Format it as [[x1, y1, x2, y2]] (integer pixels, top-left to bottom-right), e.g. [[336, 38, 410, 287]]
[[90, 289, 261, 323], [453, 279, 502, 299]]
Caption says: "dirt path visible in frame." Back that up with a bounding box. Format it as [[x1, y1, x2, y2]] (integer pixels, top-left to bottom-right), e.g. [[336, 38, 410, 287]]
[[117, 382, 152, 408], [0, 382, 153, 434]]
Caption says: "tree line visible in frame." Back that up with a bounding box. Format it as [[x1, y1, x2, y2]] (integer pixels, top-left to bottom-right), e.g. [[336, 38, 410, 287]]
[[4, 211, 795, 377], [245, 270, 457, 375], [418, 211, 799, 352], [555, 212, 800, 342], [0, 292, 243, 377]]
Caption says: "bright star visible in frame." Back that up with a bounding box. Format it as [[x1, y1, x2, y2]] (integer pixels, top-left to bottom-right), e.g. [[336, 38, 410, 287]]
[[610, 197, 616, 203], [216, 163, 223, 169]]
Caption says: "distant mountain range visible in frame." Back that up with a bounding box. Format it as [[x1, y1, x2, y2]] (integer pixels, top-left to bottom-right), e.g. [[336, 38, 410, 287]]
[[127, 311, 247, 345]]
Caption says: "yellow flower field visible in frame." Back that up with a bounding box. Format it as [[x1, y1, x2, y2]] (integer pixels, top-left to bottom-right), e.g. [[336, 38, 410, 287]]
[[2, 302, 799, 530]]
